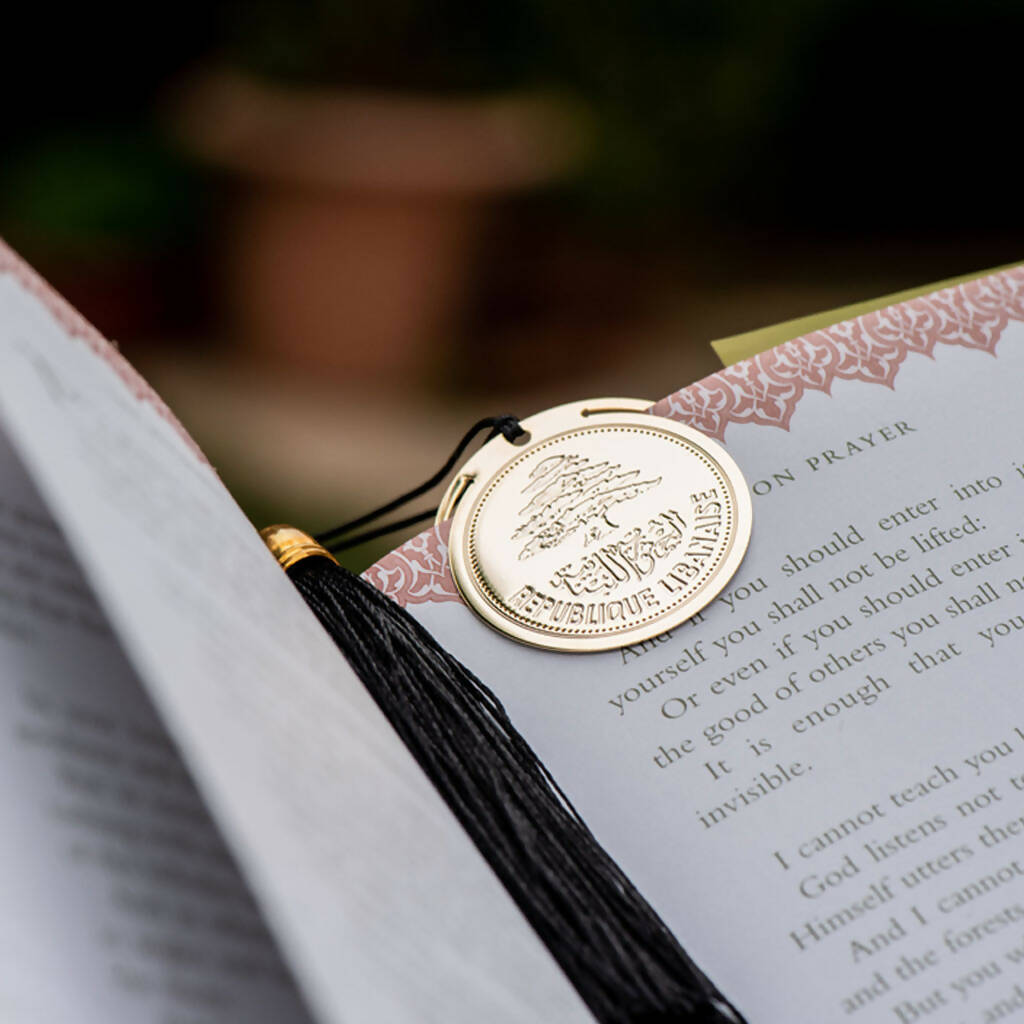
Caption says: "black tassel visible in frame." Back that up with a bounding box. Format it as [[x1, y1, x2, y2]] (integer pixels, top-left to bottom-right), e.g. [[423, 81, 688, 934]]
[[266, 527, 747, 1024]]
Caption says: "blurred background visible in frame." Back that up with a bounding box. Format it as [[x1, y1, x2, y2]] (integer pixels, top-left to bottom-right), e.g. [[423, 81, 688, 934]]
[[3, 0, 1021, 568]]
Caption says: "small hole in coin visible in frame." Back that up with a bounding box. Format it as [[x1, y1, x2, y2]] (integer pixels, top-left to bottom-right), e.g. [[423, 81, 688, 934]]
[[511, 429, 532, 446], [580, 406, 644, 417]]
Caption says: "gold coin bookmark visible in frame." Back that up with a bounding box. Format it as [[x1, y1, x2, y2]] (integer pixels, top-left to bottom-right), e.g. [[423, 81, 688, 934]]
[[438, 398, 753, 652], [266, 401, 752, 1020]]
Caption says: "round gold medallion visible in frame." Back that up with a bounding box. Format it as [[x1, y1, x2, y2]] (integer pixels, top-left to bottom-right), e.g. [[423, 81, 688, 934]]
[[438, 398, 753, 652]]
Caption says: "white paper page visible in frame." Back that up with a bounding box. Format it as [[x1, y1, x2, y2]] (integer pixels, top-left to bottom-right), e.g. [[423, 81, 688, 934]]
[[373, 270, 1024, 1023], [0, 249, 589, 1023], [0, 427, 312, 1024]]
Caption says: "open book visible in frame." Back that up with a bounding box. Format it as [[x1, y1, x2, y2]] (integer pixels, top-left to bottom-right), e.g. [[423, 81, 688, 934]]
[[2, 239, 1023, 1023]]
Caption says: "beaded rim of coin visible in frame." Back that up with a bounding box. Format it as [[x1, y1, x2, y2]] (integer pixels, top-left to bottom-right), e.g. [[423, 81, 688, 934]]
[[437, 398, 753, 652]]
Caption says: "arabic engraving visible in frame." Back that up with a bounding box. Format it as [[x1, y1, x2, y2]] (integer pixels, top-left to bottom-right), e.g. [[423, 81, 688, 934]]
[[549, 510, 688, 596]]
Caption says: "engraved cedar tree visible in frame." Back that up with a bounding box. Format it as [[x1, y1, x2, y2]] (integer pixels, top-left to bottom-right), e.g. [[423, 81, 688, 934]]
[[512, 454, 662, 559]]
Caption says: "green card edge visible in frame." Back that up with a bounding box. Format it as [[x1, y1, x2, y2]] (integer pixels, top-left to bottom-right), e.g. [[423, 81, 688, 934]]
[[710, 262, 1022, 367]]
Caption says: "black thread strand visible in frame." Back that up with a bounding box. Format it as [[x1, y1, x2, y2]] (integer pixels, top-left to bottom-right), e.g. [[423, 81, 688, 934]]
[[315, 415, 524, 550], [286, 555, 748, 1024], [321, 510, 438, 553]]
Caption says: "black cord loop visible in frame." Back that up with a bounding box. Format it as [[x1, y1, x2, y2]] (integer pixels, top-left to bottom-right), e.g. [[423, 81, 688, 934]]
[[316, 414, 524, 553]]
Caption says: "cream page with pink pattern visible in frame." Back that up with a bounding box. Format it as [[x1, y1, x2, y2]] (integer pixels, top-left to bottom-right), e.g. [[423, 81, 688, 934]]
[[369, 267, 1024, 1023]]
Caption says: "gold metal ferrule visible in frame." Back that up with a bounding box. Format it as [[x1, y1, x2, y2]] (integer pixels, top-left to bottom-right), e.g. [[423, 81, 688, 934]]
[[260, 525, 338, 570]]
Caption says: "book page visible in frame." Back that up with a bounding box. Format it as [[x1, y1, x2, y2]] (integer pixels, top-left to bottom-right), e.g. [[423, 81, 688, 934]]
[[0, 427, 312, 1023], [0, 247, 589, 1023], [370, 269, 1024, 1023]]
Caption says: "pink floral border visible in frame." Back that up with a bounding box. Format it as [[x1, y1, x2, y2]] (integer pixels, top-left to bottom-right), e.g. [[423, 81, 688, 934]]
[[651, 267, 1024, 439], [363, 521, 461, 606], [0, 240, 206, 462], [367, 265, 1024, 607]]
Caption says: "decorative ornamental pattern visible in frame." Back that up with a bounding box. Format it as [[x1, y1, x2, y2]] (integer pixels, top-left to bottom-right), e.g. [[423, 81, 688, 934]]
[[362, 521, 460, 606], [0, 240, 206, 461], [650, 267, 1024, 438], [365, 265, 1024, 606]]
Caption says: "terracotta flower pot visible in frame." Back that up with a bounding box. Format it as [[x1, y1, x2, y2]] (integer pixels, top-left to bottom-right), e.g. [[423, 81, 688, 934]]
[[174, 71, 585, 380]]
